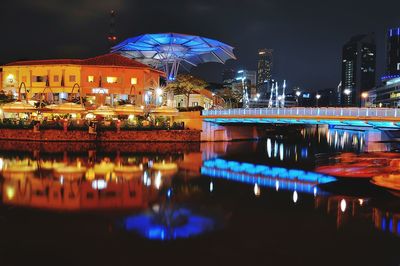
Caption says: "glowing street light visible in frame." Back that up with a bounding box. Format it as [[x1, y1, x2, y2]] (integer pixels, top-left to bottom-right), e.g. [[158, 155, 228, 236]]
[[343, 89, 351, 95], [315, 94, 321, 107], [295, 90, 301, 106]]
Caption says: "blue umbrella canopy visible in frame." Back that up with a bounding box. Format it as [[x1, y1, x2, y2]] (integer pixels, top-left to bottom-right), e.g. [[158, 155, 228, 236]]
[[111, 33, 236, 80]]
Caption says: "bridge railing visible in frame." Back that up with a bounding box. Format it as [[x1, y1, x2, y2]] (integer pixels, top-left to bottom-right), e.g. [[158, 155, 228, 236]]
[[202, 108, 399, 118]]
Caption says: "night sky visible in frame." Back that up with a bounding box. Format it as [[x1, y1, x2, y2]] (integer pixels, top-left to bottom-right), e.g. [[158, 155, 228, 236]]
[[1, 0, 399, 91]]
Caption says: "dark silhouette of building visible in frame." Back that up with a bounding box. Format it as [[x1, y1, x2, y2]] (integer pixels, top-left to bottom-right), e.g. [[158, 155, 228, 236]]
[[317, 88, 338, 107], [256, 49, 273, 99], [387, 27, 400, 77], [341, 34, 376, 107], [222, 69, 235, 87]]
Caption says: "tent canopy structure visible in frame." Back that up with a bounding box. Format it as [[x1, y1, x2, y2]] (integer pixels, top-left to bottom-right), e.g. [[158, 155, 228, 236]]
[[111, 33, 236, 81]]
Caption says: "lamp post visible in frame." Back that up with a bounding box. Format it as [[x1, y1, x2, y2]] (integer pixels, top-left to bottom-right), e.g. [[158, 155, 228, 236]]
[[156, 87, 163, 106], [295, 90, 301, 106], [343, 89, 351, 107], [316, 94, 321, 107], [361, 92, 368, 107]]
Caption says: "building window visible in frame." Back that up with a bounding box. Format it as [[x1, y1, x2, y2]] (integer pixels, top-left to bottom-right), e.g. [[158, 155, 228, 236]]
[[53, 75, 59, 82], [131, 77, 137, 85], [33, 76, 46, 82], [107, 77, 118, 84], [69, 75, 76, 82], [88, 76, 94, 82], [397, 63, 400, 71], [192, 102, 198, 107]]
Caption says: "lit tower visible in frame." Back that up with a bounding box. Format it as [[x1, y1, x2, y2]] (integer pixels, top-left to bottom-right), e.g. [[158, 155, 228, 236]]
[[108, 10, 117, 47], [257, 49, 273, 99]]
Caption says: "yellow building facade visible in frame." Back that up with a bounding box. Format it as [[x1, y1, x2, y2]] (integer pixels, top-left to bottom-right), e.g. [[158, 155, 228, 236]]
[[1, 54, 164, 105]]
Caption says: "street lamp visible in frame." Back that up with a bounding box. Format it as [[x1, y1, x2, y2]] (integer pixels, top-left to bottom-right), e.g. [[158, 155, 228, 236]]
[[156, 87, 163, 106], [343, 89, 351, 95], [361, 92, 368, 107], [316, 94, 321, 107], [295, 91, 301, 106]]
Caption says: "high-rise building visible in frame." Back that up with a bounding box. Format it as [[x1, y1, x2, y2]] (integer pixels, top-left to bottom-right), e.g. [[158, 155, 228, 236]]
[[387, 27, 400, 77], [341, 34, 376, 106], [256, 49, 273, 99]]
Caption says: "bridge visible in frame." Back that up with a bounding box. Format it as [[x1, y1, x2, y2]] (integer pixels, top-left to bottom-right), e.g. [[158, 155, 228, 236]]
[[199, 108, 400, 142]]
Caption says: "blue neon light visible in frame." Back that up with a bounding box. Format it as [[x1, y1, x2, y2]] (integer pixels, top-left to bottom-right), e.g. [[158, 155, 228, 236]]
[[201, 158, 336, 194], [381, 74, 400, 81]]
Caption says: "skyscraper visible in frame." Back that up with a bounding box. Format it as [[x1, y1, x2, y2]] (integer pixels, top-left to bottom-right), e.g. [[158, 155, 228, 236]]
[[256, 49, 273, 99], [341, 34, 376, 106], [387, 27, 400, 77]]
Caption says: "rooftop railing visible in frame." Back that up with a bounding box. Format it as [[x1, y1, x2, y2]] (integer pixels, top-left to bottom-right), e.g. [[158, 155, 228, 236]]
[[202, 108, 399, 119]]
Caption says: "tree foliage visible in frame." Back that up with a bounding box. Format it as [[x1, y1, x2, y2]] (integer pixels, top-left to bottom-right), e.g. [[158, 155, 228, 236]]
[[216, 87, 243, 108], [0, 90, 14, 104], [165, 74, 208, 107]]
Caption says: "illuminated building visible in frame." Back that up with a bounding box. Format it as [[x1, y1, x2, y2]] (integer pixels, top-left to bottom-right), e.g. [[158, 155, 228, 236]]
[[366, 27, 400, 108], [174, 88, 213, 109], [256, 48, 273, 99], [368, 76, 400, 107], [341, 34, 376, 106], [387, 27, 400, 76], [1, 54, 164, 106]]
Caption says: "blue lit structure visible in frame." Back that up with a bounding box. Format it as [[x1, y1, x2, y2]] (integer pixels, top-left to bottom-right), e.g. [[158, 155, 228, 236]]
[[203, 117, 400, 129], [201, 158, 336, 195], [123, 208, 215, 240], [112, 33, 236, 80]]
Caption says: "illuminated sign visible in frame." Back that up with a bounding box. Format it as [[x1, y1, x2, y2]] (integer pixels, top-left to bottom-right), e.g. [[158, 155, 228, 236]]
[[302, 93, 310, 98], [92, 88, 109, 94]]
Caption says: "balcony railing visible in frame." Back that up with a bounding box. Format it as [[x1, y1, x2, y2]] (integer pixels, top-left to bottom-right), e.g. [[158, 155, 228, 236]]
[[202, 108, 399, 119]]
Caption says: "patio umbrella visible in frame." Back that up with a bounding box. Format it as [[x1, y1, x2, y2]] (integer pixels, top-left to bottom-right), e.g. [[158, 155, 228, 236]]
[[150, 106, 179, 116], [45, 102, 86, 114], [1, 101, 37, 113], [93, 105, 116, 117], [114, 104, 144, 115]]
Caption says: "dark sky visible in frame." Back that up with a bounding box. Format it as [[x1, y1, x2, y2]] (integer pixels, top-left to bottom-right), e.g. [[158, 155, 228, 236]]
[[1, 0, 399, 90]]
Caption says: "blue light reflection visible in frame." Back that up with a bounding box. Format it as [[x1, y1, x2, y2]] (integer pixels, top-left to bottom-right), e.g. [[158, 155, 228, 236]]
[[202, 158, 336, 194], [123, 208, 215, 240]]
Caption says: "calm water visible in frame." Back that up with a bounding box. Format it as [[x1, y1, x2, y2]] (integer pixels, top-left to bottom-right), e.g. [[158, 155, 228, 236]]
[[1, 126, 400, 266]]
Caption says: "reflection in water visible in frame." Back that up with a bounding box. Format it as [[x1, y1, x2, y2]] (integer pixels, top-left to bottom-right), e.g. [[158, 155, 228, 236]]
[[202, 158, 336, 195], [373, 209, 400, 237], [0, 125, 400, 253], [123, 207, 216, 240]]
